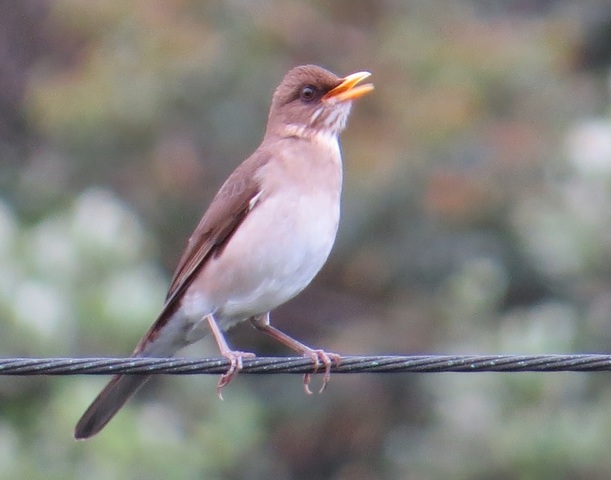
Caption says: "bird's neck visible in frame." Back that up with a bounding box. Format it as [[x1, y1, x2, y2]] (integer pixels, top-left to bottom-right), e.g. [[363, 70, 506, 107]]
[[257, 124, 343, 197], [277, 123, 340, 151]]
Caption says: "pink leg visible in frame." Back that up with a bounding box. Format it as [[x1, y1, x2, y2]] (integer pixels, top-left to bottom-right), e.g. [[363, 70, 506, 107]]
[[250, 313, 340, 394], [206, 315, 255, 398]]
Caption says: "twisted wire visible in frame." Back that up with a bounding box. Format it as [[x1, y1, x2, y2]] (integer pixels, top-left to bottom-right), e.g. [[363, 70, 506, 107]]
[[0, 354, 610, 375]]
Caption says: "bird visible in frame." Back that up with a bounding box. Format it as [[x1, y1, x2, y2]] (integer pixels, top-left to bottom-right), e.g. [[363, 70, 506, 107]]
[[74, 64, 374, 439]]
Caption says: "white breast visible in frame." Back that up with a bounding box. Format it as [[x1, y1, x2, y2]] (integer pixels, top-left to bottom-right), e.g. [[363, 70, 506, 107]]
[[187, 134, 343, 326]]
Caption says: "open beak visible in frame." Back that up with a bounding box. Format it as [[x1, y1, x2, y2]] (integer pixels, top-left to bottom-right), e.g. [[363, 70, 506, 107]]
[[323, 71, 374, 103]]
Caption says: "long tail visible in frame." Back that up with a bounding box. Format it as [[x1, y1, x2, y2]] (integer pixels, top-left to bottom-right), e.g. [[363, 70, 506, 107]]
[[74, 307, 210, 439], [74, 373, 151, 439]]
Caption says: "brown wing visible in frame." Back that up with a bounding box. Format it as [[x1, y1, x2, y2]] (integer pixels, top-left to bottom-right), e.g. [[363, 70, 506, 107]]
[[167, 150, 271, 303], [134, 150, 270, 350]]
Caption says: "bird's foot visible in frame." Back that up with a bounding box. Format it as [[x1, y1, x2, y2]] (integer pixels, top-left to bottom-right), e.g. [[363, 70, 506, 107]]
[[217, 350, 256, 399], [302, 349, 341, 394]]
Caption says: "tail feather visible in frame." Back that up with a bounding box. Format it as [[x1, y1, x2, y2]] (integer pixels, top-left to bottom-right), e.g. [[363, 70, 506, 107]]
[[74, 374, 151, 440], [74, 308, 208, 439]]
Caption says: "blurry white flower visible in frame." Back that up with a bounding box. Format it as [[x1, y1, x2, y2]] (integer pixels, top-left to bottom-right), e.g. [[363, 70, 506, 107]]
[[13, 280, 73, 338], [567, 119, 611, 176], [0, 200, 17, 258], [70, 187, 148, 261]]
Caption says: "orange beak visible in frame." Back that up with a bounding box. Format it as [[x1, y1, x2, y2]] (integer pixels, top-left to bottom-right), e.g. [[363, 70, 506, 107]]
[[322, 71, 374, 103]]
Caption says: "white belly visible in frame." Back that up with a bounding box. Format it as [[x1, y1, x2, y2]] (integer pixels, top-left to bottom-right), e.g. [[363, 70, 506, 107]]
[[184, 188, 340, 327]]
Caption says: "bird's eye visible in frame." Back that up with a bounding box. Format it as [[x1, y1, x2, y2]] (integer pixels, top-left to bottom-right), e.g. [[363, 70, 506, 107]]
[[300, 85, 316, 102]]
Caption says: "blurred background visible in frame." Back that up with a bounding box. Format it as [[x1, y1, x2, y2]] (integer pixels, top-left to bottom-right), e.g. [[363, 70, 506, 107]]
[[1, 0, 611, 478]]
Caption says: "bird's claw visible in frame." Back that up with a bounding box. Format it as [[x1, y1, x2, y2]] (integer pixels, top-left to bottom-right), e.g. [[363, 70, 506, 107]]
[[217, 350, 255, 399], [302, 349, 341, 394]]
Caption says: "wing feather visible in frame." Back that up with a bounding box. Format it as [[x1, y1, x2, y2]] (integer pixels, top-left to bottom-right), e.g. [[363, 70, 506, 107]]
[[133, 151, 270, 351]]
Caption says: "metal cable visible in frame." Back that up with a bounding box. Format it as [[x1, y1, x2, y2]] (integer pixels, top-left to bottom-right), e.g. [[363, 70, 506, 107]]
[[0, 354, 610, 375]]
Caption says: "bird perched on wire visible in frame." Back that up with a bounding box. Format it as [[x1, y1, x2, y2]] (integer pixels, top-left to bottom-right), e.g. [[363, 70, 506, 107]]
[[74, 64, 374, 439]]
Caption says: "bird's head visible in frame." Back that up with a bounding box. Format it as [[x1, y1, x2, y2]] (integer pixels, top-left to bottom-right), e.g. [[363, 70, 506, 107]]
[[267, 65, 373, 139]]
